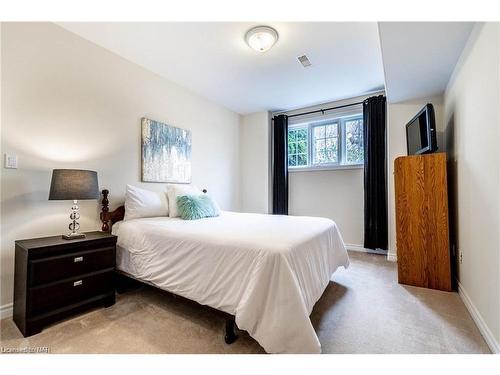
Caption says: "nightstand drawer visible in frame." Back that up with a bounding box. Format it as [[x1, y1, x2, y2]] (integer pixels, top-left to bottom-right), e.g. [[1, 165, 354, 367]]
[[29, 270, 114, 316], [29, 246, 115, 286]]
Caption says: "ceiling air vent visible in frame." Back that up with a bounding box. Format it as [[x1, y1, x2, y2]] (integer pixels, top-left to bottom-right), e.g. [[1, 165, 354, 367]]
[[297, 55, 312, 68]]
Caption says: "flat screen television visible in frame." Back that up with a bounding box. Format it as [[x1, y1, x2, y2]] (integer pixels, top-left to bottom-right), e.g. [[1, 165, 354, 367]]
[[405, 103, 437, 155]]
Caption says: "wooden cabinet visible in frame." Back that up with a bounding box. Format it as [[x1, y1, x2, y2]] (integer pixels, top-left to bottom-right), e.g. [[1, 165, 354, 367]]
[[13, 231, 117, 337], [394, 153, 452, 291]]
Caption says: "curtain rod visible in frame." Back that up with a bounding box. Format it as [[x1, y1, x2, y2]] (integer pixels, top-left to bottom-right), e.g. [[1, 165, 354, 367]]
[[273, 100, 365, 120]]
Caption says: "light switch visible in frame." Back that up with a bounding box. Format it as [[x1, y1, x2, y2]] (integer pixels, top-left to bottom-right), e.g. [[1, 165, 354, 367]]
[[4, 154, 18, 169]]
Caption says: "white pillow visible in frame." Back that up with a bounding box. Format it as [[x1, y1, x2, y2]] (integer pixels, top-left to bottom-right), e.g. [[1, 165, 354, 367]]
[[166, 184, 201, 217], [124, 184, 169, 221]]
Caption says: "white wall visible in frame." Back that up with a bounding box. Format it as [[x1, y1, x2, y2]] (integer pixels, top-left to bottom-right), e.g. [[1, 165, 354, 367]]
[[289, 168, 364, 246], [0, 23, 241, 308], [240, 111, 270, 213], [443, 22, 500, 352], [386, 96, 445, 260]]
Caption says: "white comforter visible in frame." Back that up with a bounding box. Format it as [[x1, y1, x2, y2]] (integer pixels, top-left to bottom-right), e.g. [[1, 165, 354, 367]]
[[112, 211, 349, 353]]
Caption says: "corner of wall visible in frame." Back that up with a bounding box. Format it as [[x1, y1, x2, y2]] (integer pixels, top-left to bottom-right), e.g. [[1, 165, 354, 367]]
[[239, 111, 271, 214], [445, 22, 485, 96]]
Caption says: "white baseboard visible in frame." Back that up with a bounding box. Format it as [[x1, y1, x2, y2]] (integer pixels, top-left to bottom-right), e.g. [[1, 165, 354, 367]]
[[0, 302, 13, 319], [346, 244, 387, 255], [387, 252, 397, 262], [458, 281, 499, 354]]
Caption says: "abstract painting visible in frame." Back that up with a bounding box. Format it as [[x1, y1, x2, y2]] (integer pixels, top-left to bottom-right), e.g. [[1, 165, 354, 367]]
[[141, 117, 192, 183]]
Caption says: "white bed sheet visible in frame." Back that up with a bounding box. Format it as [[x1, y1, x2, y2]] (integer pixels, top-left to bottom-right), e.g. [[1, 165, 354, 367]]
[[112, 211, 349, 353]]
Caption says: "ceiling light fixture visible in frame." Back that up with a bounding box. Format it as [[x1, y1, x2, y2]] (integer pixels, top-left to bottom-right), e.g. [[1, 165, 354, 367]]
[[245, 26, 279, 53]]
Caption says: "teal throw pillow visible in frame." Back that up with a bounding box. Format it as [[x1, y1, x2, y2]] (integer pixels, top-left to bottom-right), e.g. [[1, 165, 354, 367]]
[[176, 194, 220, 220]]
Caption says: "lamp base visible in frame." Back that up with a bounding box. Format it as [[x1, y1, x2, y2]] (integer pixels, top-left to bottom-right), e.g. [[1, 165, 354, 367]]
[[63, 200, 85, 240], [62, 232, 86, 240]]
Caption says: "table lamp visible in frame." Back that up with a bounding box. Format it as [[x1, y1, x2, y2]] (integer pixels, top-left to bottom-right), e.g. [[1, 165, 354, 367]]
[[49, 169, 99, 240]]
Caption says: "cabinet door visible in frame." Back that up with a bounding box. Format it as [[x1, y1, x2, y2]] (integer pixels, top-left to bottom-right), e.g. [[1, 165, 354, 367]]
[[394, 153, 451, 291]]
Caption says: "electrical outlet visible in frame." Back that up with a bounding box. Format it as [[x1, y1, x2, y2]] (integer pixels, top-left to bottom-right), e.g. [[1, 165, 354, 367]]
[[4, 154, 18, 169], [459, 251, 463, 264]]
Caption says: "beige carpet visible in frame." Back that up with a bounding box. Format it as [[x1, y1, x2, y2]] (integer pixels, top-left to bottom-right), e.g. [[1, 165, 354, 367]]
[[0, 251, 491, 354]]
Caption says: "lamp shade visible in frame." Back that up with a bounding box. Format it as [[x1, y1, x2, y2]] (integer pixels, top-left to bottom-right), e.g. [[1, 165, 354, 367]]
[[49, 169, 99, 200]]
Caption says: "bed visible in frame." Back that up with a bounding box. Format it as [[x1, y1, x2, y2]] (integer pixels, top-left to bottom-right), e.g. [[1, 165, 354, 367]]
[[101, 189, 349, 353]]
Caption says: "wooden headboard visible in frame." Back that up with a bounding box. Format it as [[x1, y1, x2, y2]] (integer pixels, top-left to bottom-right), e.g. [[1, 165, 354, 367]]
[[100, 189, 125, 232], [100, 188, 208, 232]]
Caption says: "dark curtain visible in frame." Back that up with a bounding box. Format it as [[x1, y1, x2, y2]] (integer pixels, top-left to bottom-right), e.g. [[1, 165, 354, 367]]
[[363, 95, 388, 250], [272, 114, 288, 215]]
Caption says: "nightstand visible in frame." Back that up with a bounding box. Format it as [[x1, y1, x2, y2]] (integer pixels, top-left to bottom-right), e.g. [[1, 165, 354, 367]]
[[13, 231, 117, 337]]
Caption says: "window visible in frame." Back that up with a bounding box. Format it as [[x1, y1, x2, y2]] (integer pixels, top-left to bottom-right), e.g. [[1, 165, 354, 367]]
[[287, 114, 364, 170], [344, 117, 364, 164], [312, 122, 339, 164], [287, 127, 308, 167]]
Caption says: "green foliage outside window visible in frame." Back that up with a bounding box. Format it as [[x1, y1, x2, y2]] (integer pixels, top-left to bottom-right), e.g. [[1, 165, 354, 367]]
[[288, 128, 308, 167]]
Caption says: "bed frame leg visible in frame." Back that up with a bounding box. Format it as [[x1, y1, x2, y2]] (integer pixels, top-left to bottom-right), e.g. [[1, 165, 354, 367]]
[[115, 272, 138, 294], [115, 273, 127, 294], [224, 316, 238, 344]]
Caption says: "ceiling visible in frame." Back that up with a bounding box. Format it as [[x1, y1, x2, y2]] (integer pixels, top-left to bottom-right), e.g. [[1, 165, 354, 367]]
[[58, 22, 474, 113], [58, 22, 385, 115], [378, 22, 474, 103]]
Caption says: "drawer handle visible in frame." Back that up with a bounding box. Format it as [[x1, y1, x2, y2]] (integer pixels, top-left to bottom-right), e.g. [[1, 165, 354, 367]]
[[73, 280, 83, 287], [74, 256, 84, 263]]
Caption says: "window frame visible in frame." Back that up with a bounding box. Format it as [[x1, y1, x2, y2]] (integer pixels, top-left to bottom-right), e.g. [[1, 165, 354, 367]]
[[287, 126, 309, 168], [287, 113, 364, 172], [311, 120, 340, 166]]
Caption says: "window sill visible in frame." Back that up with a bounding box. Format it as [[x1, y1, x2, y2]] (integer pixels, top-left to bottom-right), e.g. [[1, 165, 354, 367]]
[[288, 164, 364, 173]]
